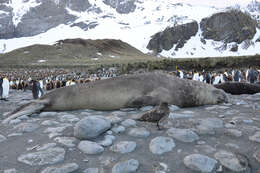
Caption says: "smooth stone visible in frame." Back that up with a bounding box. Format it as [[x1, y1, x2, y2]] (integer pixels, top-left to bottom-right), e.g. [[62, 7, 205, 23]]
[[83, 168, 100, 173], [168, 113, 193, 119], [41, 163, 79, 173], [0, 134, 7, 143], [225, 129, 242, 137], [253, 149, 260, 163], [7, 133, 23, 137], [39, 112, 59, 118], [199, 118, 224, 129], [169, 105, 180, 111], [128, 127, 150, 138], [18, 147, 65, 166], [112, 159, 139, 173], [105, 115, 122, 125], [59, 114, 80, 123], [18, 115, 29, 120], [9, 119, 22, 125], [15, 123, 40, 133], [249, 131, 260, 143], [98, 135, 115, 147], [54, 137, 78, 147], [41, 120, 60, 126], [214, 150, 247, 172], [110, 141, 136, 154], [121, 119, 136, 128], [140, 106, 153, 112], [184, 154, 218, 173], [44, 126, 69, 134], [74, 116, 111, 139], [167, 128, 199, 142], [111, 125, 126, 134], [149, 137, 175, 155], [78, 141, 104, 154], [4, 169, 17, 173], [36, 143, 57, 151], [225, 143, 240, 149]]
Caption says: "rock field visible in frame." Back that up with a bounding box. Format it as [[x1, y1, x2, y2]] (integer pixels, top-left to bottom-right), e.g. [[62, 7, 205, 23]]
[[0, 89, 260, 173]]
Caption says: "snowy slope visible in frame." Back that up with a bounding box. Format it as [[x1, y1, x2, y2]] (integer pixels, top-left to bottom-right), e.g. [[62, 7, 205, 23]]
[[0, 0, 259, 58]]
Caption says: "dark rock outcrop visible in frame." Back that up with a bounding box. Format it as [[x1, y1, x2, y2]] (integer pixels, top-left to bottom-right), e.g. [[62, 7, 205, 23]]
[[103, 0, 136, 14], [14, 0, 75, 38], [200, 10, 257, 44], [147, 21, 198, 53], [0, 5, 15, 39]]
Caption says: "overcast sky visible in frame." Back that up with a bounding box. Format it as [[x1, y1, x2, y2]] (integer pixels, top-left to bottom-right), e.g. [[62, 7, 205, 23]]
[[175, 0, 254, 8]]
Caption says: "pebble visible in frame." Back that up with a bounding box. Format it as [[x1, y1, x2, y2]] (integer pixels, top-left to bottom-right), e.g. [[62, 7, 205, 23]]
[[3, 169, 17, 173], [78, 140, 104, 154], [167, 128, 199, 142], [0, 134, 7, 143], [249, 131, 260, 143], [253, 149, 260, 163], [183, 154, 218, 172], [15, 123, 40, 133], [18, 147, 66, 166], [128, 127, 150, 138], [110, 141, 136, 154], [41, 163, 79, 173], [59, 114, 80, 123], [111, 125, 126, 134], [54, 137, 78, 147], [225, 129, 242, 137], [98, 135, 115, 147], [149, 137, 175, 155], [121, 119, 136, 128], [112, 159, 139, 173], [39, 112, 59, 118], [214, 150, 247, 172], [83, 168, 100, 173], [41, 120, 60, 126]]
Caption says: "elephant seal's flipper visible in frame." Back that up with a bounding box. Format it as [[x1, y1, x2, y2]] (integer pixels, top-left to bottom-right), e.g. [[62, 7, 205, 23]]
[[2, 99, 49, 124]]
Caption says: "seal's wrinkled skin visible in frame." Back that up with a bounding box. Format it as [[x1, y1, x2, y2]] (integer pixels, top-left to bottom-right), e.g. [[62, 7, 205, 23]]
[[2, 72, 228, 124]]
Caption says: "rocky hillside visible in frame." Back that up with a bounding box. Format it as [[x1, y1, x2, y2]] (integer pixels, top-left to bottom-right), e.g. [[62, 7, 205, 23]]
[[0, 0, 260, 58]]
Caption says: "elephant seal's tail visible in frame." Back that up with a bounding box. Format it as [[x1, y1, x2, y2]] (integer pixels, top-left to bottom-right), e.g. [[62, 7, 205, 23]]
[[2, 99, 49, 124]]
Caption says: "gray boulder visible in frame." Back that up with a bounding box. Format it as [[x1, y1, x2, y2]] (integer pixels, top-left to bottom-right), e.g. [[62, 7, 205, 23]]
[[103, 0, 136, 14], [74, 116, 111, 139], [147, 21, 198, 53], [200, 10, 257, 44]]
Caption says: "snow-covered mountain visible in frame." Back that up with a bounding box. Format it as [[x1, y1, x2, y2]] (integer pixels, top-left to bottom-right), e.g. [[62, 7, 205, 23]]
[[0, 0, 260, 58]]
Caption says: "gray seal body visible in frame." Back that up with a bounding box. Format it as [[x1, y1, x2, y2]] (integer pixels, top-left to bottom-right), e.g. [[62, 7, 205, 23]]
[[2, 72, 228, 124]]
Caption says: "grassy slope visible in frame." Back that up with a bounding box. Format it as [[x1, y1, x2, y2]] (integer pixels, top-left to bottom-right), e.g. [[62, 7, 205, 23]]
[[0, 39, 259, 73]]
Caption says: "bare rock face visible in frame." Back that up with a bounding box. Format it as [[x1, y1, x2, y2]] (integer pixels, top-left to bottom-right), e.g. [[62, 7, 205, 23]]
[[14, 0, 75, 38], [0, 4, 15, 39], [103, 0, 136, 14], [1, 0, 91, 38], [147, 21, 198, 54], [200, 10, 257, 44]]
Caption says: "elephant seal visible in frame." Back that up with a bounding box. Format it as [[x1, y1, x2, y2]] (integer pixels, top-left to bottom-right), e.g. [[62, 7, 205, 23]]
[[214, 82, 260, 95], [2, 72, 228, 124]]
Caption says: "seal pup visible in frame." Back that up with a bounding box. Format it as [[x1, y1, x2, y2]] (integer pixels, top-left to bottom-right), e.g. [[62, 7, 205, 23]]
[[214, 82, 260, 95], [136, 102, 170, 130], [2, 72, 228, 124]]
